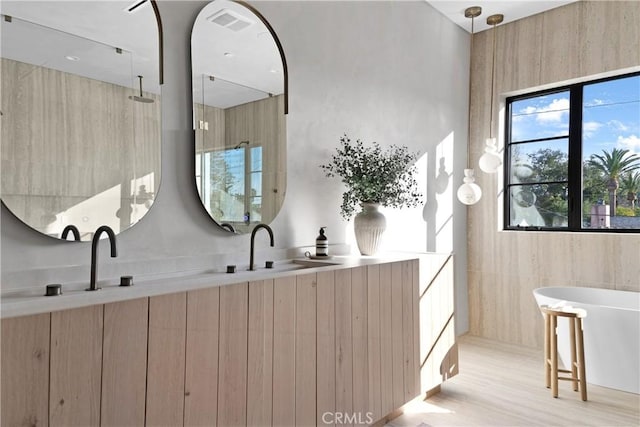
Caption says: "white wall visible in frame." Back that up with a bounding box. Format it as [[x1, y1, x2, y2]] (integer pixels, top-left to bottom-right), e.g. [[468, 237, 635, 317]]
[[0, 1, 470, 332]]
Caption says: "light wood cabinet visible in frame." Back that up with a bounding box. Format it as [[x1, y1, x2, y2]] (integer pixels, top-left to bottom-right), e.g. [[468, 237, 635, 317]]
[[308, 260, 424, 425], [184, 287, 221, 426], [295, 273, 317, 426], [101, 298, 149, 427], [247, 279, 274, 426], [146, 292, 187, 427], [316, 270, 337, 426], [1, 256, 456, 426], [352, 266, 369, 421], [49, 305, 103, 427], [1, 313, 50, 427], [272, 276, 296, 426], [391, 262, 406, 409], [334, 268, 354, 423], [401, 260, 419, 402], [379, 262, 395, 415], [217, 283, 249, 426], [366, 264, 383, 419]]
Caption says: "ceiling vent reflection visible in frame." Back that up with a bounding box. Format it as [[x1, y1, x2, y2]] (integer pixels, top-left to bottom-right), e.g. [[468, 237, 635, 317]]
[[207, 9, 253, 32]]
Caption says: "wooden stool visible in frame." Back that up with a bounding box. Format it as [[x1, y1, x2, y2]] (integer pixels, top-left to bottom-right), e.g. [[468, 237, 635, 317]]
[[540, 305, 587, 401]]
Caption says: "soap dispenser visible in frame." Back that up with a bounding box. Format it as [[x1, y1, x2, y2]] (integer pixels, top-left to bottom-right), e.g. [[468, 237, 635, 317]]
[[316, 227, 328, 256]]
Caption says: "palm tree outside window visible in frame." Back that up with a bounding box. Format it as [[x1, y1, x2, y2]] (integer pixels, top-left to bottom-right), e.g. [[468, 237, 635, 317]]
[[588, 148, 640, 216], [619, 171, 640, 210]]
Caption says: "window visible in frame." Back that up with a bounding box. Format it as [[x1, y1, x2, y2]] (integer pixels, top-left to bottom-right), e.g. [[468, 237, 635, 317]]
[[197, 145, 263, 225], [505, 72, 640, 231]]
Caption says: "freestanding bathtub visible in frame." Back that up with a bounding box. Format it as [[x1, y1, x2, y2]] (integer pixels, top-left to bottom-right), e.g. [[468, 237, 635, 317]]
[[533, 286, 640, 394]]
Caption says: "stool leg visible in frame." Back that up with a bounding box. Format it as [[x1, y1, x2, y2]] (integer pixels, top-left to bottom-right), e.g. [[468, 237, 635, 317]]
[[544, 313, 550, 388], [576, 318, 588, 401], [569, 317, 579, 391], [551, 315, 558, 398]]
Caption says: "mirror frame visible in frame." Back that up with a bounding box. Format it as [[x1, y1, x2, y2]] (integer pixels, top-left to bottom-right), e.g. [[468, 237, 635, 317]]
[[0, 0, 165, 242], [150, 0, 164, 85]]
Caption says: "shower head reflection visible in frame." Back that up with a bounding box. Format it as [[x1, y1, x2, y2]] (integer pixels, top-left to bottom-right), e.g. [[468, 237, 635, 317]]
[[129, 75, 154, 103]]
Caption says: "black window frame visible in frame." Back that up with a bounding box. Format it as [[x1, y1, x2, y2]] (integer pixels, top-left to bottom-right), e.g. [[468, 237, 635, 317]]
[[504, 71, 640, 233]]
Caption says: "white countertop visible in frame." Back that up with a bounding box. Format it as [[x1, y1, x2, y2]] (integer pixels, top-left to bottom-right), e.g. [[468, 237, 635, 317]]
[[1, 253, 424, 319]]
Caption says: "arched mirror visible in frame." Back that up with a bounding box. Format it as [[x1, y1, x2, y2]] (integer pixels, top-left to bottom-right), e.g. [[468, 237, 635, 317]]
[[0, 0, 162, 241], [192, 0, 287, 234]]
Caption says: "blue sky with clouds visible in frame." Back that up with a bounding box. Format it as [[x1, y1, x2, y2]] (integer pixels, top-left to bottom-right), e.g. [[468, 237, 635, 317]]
[[510, 74, 640, 159]]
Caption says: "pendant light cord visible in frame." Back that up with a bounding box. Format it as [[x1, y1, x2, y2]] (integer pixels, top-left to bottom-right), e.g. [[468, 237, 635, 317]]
[[488, 21, 497, 140], [485, 13, 504, 140], [466, 15, 476, 169]]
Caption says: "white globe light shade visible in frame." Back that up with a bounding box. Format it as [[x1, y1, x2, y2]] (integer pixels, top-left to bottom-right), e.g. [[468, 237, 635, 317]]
[[513, 162, 534, 179], [457, 169, 482, 205], [478, 137, 502, 173]]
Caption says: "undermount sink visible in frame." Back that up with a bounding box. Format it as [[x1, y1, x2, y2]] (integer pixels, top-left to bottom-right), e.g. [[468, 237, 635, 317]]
[[290, 258, 340, 268], [264, 258, 340, 272]]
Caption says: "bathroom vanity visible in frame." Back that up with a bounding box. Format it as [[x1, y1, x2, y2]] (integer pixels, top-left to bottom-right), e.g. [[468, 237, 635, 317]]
[[1, 253, 456, 426]]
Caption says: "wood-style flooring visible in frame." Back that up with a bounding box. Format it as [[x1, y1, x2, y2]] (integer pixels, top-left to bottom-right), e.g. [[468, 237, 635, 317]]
[[387, 335, 640, 427]]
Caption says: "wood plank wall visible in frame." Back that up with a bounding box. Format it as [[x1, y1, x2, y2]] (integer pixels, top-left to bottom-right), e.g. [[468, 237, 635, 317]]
[[467, 1, 640, 349]]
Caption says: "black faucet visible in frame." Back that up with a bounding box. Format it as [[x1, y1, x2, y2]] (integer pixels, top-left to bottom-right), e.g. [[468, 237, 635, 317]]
[[87, 225, 117, 291], [249, 224, 274, 271], [61, 225, 81, 241]]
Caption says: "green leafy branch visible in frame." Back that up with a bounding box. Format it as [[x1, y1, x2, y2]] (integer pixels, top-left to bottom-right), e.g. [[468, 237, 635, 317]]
[[320, 134, 423, 219]]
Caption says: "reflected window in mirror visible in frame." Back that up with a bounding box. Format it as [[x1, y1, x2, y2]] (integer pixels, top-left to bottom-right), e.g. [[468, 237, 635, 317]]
[[198, 144, 263, 226], [192, 0, 287, 235], [0, 1, 162, 241]]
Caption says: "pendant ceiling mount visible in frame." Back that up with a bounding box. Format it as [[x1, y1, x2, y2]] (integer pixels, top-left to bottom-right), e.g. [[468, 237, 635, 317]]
[[465, 6, 482, 19], [486, 14, 504, 26]]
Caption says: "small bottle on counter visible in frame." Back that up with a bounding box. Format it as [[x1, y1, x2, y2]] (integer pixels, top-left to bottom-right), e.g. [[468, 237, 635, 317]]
[[316, 227, 328, 256]]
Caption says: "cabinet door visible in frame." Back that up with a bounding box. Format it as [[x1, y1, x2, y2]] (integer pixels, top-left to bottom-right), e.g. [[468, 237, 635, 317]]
[[367, 264, 383, 421], [295, 273, 317, 426], [146, 292, 187, 427], [379, 262, 394, 415], [1, 313, 50, 427], [334, 268, 353, 425], [272, 276, 296, 426], [50, 305, 103, 427], [411, 259, 421, 395], [101, 298, 149, 427], [217, 283, 249, 426], [184, 287, 220, 426], [247, 279, 274, 426], [402, 260, 419, 401], [391, 262, 405, 408], [351, 266, 369, 418], [316, 270, 336, 426]]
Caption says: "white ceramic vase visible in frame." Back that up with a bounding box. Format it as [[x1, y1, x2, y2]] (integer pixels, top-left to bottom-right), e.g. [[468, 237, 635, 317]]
[[354, 202, 386, 255]]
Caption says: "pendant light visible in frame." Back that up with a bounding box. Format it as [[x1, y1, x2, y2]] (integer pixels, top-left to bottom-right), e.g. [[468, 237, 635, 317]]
[[457, 6, 482, 205], [478, 13, 504, 173]]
